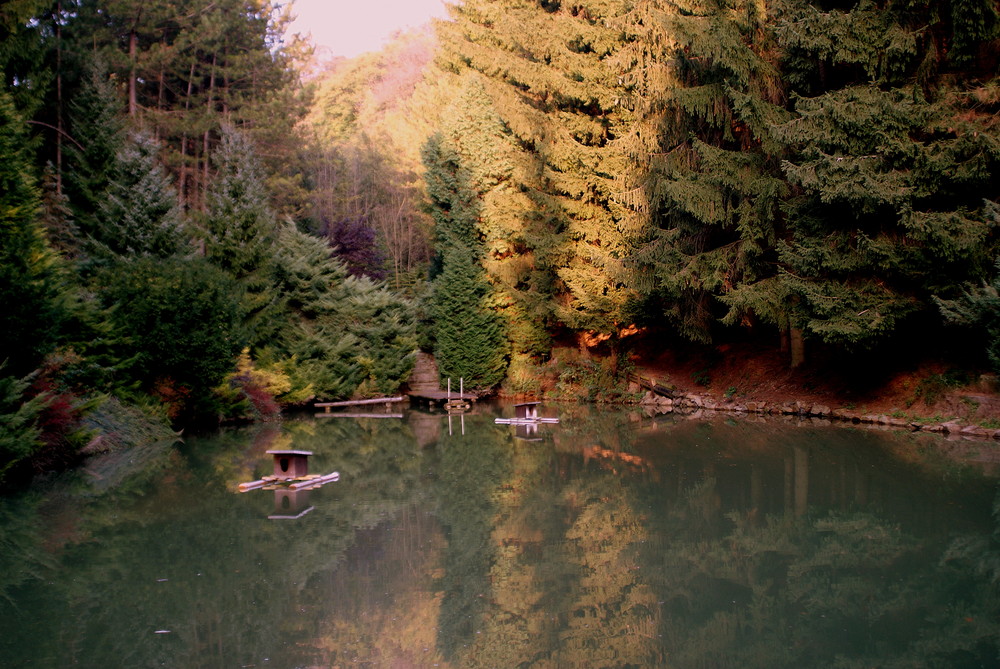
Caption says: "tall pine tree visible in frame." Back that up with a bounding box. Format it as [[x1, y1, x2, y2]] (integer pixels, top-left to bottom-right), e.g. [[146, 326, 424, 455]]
[[436, 0, 660, 358], [203, 124, 285, 348], [0, 88, 65, 376], [423, 82, 509, 390], [91, 131, 188, 260]]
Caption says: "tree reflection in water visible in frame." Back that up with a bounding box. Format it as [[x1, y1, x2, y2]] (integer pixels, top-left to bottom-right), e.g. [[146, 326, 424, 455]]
[[0, 407, 997, 667]]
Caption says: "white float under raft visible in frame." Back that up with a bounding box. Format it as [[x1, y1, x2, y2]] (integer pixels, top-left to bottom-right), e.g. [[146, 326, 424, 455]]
[[494, 402, 560, 425]]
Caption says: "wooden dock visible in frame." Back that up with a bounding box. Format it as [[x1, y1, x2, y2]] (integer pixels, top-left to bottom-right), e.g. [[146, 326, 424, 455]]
[[315, 396, 404, 412], [405, 353, 477, 410], [408, 390, 477, 408], [316, 412, 404, 419]]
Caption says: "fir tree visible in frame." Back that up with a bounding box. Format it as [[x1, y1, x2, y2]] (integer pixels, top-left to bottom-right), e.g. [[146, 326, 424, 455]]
[[0, 87, 65, 376], [767, 0, 1000, 352], [99, 256, 247, 419], [270, 223, 418, 399], [624, 0, 791, 344], [422, 78, 510, 389], [437, 1, 655, 355], [63, 56, 127, 243], [431, 246, 508, 391], [204, 125, 285, 348], [271, 221, 350, 320], [91, 131, 188, 260]]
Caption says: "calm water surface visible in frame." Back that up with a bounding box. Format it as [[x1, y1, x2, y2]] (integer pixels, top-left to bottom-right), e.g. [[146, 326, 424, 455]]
[[2, 404, 999, 668]]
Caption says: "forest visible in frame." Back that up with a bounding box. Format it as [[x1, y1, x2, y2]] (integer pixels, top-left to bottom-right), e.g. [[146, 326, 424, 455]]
[[1, 0, 998, 485]]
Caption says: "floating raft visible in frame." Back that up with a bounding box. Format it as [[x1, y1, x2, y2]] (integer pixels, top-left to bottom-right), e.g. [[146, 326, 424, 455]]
[[238, 471, 340, 493], [495, 401, 559, 425]]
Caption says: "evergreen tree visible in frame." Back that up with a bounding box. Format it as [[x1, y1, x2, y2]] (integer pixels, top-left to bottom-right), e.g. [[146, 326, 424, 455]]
[[764, 0, 1000, 352], [63, 56, 127, 241], [270, 223, 418, 399], [422, 91, 509, 390], [436, 0, 655, 355], [99, 256, 246, 419], [0, 88, 65, 376], [0, 370, 47, 484], [431, 244, 508, 390], [204, 124, 284, 348], [91, 131, 188, 259], [271, 221, 350, 320], [627, 0, 791, 344]]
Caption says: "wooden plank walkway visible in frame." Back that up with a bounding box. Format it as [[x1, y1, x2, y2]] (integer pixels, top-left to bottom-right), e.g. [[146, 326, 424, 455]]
[[408, 390, 477, 406], [315, 412, 404, 419], [314, 396, 404, 412]]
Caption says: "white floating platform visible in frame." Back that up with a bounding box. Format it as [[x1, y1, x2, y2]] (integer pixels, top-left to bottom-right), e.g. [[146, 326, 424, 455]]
[[494, 417, 560, 425]]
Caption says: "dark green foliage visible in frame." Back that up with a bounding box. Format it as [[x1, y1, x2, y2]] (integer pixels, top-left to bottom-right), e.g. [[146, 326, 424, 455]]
[[98, 256, 246, 417], [0, 88, 66, 376], [204, 125, 285, 348], [340, 277, 419, 396], [64, 57, 127, 243], [768, 0, 1000, 350], [0, 372, 46, 484], [431, 247, 508, 390], [91, 131, 188, 260], [936, 254, 1000, 374], [270, 224, 418, 399], [635, 0, 1000, 358]]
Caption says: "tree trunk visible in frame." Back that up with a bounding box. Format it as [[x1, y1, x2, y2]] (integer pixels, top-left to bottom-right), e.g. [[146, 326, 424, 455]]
[[790, 326, 805, 369], [128, 29, 138, 117], [202, 53, 217, 209], [54, 2, 63, 194]]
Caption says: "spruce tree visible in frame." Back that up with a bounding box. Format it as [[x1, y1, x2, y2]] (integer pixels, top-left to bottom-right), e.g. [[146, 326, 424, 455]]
[[99, 256, 246, 418], [63, 56, 127, 243], [431, 245, 508, 390], [436, 0, 656, 354], [625, 0, 791, 343], [765, 0, 1000, 351], [422, 78, 510, 390], [0, 88, 65, 376], [270, 223, 418, 399], [204, 125, 285, 348], [92, 131, 187, 260]]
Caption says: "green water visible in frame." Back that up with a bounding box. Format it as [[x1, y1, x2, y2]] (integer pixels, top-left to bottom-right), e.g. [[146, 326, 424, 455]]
[[2, 404, 999, 668]]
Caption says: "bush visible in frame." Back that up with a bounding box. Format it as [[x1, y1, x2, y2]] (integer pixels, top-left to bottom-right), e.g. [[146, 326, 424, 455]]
[[98, 256, 247, 422]]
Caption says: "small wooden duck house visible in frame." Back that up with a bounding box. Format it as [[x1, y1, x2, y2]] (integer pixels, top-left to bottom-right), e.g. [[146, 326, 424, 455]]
[[266, 449, 312, 480], [514, 402, 540, 420]]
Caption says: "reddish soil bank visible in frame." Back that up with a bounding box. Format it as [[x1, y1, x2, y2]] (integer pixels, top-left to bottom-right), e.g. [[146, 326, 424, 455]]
[[628, 339, 1000, 425]]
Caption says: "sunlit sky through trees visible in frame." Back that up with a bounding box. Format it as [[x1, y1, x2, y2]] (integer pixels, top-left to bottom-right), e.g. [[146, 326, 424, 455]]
[[285, 0, 449, 59]]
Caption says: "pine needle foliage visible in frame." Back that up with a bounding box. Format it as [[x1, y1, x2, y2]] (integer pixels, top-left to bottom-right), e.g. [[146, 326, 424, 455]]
[[436, 0, 660, 346], [91, 132, 188, 260], [770, 0, 1000, 349], [0, 87, 66, 376], [204, 125, 286, 349]]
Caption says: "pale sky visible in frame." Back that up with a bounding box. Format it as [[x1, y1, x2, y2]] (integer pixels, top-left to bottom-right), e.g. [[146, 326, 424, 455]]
[[285, 0, 451, 60]]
